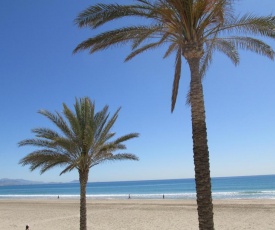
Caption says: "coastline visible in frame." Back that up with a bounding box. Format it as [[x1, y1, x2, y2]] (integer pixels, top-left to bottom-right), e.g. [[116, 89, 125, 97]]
[[1, 199, 275, 229]]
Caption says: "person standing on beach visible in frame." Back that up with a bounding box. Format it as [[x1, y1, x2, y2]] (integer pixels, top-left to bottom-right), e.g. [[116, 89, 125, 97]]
[[26, 225, 29, 230]]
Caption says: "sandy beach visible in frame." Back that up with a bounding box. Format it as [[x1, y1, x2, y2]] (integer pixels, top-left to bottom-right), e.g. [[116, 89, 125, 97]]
[[1, 199, 275, 229]]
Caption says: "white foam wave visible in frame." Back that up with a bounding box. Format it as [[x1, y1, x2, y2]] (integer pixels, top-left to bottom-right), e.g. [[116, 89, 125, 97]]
[[1, 190, 275, 200]]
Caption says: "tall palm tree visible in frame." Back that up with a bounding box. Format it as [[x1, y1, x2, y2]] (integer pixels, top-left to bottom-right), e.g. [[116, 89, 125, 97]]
[[19, 97, 139, 230], [73, 1, 275, 229]]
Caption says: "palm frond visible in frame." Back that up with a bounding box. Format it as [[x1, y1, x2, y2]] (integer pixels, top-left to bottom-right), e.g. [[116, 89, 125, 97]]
[[199, 42, 214, 78], [214, 14, 275, 38], [126, 40, 164, 61], [102, 132, 116, 143], [108, 153, 139, 161], [212, 38, 239, 65], [19, 151, 70, 174], [222, 36, 275, 59], [74, 25, 163, 54], [91, 153, 139, 167], [195, 0, 229, 36], [97, 108, 120, 145], [18, 139, 54, 148], [38, 110, 74, 140], [63, 103, 81, 139], [163, 42, 177, 58], [98, 143, 126, 153], [59, 164, 77, 175], [131, 27, 168, 50], [32, 128, 59, 140], [171, 47, 182, 112], [53, 137, 78, 153], [75, 3, 153, 29], [93, 105, 109, 143], [113, 133, 139, 144]]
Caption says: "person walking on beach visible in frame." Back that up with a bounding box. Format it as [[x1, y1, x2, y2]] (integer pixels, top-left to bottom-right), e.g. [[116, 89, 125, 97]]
[[26, 224, 30, 230]]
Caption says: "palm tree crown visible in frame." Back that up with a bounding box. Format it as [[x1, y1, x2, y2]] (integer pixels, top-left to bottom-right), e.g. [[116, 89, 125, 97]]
[[74, 0, 275, 111], [19, 97, 139, 174]]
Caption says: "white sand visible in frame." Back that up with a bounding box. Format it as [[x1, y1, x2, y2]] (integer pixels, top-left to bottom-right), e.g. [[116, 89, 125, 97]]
[[1, 199, 275, 229]]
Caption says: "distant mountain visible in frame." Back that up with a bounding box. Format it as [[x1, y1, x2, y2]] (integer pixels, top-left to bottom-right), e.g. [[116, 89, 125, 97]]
[[0, 178, 43, 186], [70, 180, 80, 183]]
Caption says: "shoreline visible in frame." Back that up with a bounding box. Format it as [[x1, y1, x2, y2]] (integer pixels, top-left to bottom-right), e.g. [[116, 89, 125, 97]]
[[1, 199, 275, 229]]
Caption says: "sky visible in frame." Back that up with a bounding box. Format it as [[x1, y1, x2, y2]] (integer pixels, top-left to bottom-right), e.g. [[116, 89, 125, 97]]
[[0, 0, 274, 183]]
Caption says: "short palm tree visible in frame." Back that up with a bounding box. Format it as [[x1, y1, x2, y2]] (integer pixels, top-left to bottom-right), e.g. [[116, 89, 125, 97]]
[[19, 97, 139, 230], [73, 1, 275, 229]]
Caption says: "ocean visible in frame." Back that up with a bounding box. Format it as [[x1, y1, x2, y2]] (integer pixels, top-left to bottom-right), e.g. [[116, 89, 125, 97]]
[[0, 175, 274, 200]]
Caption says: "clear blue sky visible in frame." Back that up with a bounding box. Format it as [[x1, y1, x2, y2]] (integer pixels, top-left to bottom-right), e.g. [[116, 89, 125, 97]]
[[0, 0, 274, 183]]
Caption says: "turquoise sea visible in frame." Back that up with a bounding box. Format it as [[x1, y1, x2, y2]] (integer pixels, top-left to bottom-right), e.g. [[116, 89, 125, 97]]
[[0, 175, 274, 200]]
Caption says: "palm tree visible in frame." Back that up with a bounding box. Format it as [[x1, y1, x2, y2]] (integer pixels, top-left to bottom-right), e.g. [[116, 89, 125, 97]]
[[19, 97, 139, 230], [73, 1, 275, 229]]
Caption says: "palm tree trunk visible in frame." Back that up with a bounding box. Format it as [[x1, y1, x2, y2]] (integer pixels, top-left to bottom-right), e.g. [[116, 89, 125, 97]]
[[188, 57, 214, 230], [79, 170, 88, 230]]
